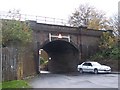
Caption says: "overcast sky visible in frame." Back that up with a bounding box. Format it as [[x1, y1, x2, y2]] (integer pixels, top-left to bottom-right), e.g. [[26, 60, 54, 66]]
[[0, 0, 119, 20]]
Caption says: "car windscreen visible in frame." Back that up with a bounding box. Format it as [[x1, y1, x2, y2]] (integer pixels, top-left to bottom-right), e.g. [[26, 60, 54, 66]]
[[83, 63, 92, 66], [92, 62, 101, 66]]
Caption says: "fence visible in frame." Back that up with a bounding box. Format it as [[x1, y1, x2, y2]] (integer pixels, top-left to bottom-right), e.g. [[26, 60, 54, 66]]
[[0, 11, 70, 26], [2, 47, 18, 81], [2, 45, 37, 81]]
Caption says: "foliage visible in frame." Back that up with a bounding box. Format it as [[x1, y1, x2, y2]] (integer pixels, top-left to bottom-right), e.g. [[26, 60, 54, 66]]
[[40, 57, 45, 65], [40, 57, 48, 65], [108, 14, 119, 36], [99, 31, 116, 50], [40, 57, 48, 70], [0, 83, 1, 90], [68, 4, 111, 30], [2, 19, 33, 47], [90, 52, 104, 60], [0, 19, 2, 46], [91, 45, 120, 60], [2, 80, 31, 88], [109, 45, 120, 59], [91, 32, 120, 60]]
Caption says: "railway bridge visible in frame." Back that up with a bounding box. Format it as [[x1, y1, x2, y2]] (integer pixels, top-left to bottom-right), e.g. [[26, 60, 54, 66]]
[[29, 21, 103, 73]]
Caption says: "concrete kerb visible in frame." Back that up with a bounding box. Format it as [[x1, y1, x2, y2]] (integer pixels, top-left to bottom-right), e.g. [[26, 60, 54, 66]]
[[110, 72, 120, 74]]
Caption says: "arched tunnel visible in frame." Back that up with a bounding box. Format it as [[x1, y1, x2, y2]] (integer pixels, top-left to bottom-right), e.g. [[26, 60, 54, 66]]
[[41, 40, 79, 73]]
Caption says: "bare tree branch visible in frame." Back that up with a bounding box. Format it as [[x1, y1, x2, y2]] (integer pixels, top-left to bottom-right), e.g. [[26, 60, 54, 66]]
[[68, 4, 110, 30]]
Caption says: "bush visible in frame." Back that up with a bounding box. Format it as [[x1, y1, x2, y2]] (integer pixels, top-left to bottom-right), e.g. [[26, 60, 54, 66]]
[[109, 46, 120, 60], [40, 57, 48, 65], [91, 44, 120, 60], [2, 20, 33, 47], [91, 31, 120, 61], [90, 53, 104, 60], [40, 57, 48, 70]]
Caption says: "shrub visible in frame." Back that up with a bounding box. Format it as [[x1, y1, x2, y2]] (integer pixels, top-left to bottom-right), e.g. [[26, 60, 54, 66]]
[[2, 20, 33, 47]]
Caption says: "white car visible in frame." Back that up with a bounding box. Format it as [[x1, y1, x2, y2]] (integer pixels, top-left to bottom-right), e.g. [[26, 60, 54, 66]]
[[77, 61, 111, 74]]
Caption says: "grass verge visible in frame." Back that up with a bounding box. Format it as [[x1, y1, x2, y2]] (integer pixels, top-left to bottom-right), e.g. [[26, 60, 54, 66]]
[[1, 80, 31, 88]]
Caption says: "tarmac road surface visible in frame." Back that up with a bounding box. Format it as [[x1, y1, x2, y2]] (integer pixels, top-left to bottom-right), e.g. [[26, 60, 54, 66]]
[[28, 72, 119, 88]]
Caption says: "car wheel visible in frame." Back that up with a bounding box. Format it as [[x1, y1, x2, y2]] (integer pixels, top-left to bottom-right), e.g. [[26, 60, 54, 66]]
[[79, 68, 83, 73], [94, 69, 98, 74]]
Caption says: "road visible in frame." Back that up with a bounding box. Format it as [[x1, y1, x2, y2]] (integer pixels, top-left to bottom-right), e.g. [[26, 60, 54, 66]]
[[28, 72, 118, 88]]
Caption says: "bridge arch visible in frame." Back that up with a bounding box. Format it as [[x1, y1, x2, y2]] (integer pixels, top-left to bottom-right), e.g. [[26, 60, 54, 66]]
[[40, 40, 79, 73]]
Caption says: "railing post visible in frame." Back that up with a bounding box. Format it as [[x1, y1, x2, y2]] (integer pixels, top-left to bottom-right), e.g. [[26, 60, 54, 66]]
[[49, 33, 51, 42], [36, 16, 37, 21], [45, 17, 46, 23]]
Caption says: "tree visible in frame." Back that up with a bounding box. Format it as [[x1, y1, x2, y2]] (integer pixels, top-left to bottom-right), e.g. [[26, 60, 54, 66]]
[[6, 9, 21, 20], [99, 31, 116, 50], [1, 9, 33, 47], [119, 1, 120, 36], [2, 20, 32, 47], [68, 4, 110, 30], [90, 31, 120, 60], [108, 14, 119, 36]]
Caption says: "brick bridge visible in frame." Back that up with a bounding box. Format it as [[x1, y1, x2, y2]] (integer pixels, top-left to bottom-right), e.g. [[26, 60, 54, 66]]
[[29, 21, 103, 73]]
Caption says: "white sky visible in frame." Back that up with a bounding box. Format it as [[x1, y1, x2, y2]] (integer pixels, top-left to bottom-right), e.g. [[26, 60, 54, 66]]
[[0, 0, 119, 20]]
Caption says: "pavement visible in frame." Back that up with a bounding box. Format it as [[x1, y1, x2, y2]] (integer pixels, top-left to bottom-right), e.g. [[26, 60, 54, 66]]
[[111, 72, 120, 74]]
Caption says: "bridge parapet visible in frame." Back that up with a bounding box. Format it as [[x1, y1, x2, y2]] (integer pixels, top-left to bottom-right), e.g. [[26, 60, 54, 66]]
[[29, 20, 103, 37], [0, 11, 69, 26]]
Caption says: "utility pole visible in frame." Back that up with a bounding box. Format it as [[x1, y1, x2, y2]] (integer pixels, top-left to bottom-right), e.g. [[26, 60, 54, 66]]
[[0, 19, 2, 88], [118, 1, 120, 36]]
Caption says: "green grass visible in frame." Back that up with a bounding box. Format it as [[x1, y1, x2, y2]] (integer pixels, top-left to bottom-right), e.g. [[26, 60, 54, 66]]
[[0, 83, 2, 89], [1, 80, 31, 88]]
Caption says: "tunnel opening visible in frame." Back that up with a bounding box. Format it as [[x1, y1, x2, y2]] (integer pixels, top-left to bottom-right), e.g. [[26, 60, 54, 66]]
[[41, 40, 79, 73]]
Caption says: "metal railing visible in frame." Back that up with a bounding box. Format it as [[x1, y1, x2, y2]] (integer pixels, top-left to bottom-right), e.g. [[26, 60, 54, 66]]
[[0, 11, 70, 26]]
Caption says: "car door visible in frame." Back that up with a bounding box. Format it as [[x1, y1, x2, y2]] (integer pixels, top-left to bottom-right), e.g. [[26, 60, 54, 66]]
[[82, 63, 89, 72], [87, 63, 94, 72]]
